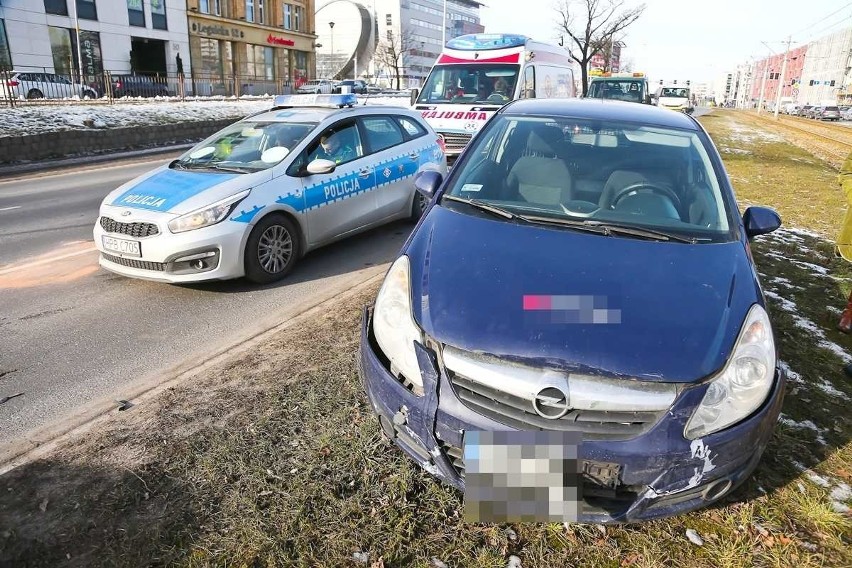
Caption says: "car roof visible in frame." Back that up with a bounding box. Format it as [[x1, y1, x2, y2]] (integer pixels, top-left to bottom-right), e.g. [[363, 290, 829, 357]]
[[246, 104, 425, 124], [501, 98, 700, 130]]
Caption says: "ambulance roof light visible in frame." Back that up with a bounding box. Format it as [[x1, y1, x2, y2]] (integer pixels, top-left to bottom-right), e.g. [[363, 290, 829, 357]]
[[272, 94, 357, 109], [446, 34, 529, 51]]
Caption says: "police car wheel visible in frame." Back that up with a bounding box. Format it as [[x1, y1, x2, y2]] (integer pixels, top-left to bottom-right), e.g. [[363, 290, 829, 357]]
[[411, 191, 428, 221], [245, 215, 300, 283]]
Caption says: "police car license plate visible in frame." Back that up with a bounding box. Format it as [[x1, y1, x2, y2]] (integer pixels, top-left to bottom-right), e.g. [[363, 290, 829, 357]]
[[102, 235, 141, 257]]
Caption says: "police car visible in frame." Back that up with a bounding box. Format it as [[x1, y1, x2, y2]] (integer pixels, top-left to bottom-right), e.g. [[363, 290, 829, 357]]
[[93, 94, 447, 284]]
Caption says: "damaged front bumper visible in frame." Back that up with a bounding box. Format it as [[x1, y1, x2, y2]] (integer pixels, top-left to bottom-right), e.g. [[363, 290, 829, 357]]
[[358, 309, 785, 523]]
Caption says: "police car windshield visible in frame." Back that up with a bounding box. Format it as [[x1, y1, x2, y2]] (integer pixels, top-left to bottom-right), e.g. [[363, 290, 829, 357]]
[[416, 64, 519, 104], [442, 115, 735, 243], [587, 80, 645, 102], [172, 121, 316, 172]]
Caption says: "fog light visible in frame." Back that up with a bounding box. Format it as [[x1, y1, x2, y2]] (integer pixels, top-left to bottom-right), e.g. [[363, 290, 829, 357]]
[[192, 260, 205, 270]]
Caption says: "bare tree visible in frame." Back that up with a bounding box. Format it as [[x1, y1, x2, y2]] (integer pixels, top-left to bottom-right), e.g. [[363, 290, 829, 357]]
[[373, 29, 415, 90], [556, 0, 646, 95]]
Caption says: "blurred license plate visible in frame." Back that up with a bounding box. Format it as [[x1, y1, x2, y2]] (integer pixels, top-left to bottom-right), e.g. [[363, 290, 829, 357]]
[[102, 235, 141, 257]]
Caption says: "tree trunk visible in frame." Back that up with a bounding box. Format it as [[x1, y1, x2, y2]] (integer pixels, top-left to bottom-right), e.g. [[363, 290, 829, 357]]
[[580, 63, 589, 96]]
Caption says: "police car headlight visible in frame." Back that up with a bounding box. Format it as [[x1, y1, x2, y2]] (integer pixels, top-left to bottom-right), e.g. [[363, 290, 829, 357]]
[[168, 190, 250, 233], [685, 305, 776, 439], [373, 256, 425, 395]]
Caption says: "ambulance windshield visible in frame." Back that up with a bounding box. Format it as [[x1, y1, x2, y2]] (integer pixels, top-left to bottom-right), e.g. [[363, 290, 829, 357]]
[[416, 64, 520, 105]]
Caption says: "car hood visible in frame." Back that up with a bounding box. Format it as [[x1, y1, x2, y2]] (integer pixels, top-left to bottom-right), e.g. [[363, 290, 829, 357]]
[[104, 166, 271, 215], [407, 206, 761, 383], [659, 96, 689, 106]]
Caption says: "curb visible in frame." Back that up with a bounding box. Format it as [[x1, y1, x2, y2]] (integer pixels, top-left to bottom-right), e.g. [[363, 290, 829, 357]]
[[0, 268, 386, 474], [0, 143, 194, 179]]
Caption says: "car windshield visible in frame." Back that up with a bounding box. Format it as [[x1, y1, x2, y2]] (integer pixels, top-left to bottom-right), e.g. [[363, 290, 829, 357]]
[[587, 80, 646, 102], [171, 121, 316, 173], [416, 64, 520, 105], [442, 114, 734, 242], [661, 88, 689, 98]]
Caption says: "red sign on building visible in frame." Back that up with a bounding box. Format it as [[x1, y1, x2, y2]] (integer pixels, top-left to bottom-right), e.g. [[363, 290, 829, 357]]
[[267, 34, 295, 47]]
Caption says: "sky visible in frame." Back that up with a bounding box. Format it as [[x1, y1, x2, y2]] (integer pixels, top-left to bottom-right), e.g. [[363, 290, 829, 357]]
[[479, 0, 852, 85]]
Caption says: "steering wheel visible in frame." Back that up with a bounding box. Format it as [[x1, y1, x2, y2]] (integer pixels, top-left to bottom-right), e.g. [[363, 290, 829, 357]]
[[486, 93, 508, 103], [609, 182, 682, 213]]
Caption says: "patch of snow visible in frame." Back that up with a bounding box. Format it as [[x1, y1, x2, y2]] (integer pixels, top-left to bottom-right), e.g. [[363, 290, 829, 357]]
[[685, 528, 704, 546], [764, 290, 798, 313], [831, 483, 851, 502], [779, 361, 803, 384], [785, 227, 827, 240], [778, 415, 828, 445], [814, 379, 849, 400], [721, 147, 752, 155], [507, 555, 523, 568], [804, 470, 831, 488], [790, 260, 830, 275]]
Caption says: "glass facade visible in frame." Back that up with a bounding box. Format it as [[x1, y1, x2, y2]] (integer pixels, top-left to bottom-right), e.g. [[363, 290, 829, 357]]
[[48, 25, 103, 83], [48, 26, 74, 76], [0, 20, 11, 71]]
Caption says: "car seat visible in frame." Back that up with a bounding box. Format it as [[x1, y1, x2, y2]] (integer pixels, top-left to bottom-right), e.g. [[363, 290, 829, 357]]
[[598, 170, 649, 209], [684, 182, 719, 228], [506, 125, 573, 205]]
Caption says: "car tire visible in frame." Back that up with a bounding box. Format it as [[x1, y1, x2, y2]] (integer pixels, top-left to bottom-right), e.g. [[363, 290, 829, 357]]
[[410, 190, 429, 222], [244, 214, 301, 284], [26, 89, 43, 99]]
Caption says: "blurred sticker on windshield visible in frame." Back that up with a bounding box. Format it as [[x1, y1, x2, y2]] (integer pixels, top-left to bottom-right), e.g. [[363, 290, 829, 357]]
[[461, 184, 483, 192]]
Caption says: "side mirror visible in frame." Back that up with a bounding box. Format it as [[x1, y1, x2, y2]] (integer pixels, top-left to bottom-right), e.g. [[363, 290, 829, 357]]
[[306, 158, 336, 175], [410, 88, 419, 106], [414, 170, 443, 199], [743, 206, 781, 238]]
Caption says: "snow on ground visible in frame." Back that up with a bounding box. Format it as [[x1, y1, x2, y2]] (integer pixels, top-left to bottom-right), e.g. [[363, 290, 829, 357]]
[[726, 120, 784, 144], [0, 95, 410, 138], [814, 378, 850, 400], [778, 414, 828, 445]]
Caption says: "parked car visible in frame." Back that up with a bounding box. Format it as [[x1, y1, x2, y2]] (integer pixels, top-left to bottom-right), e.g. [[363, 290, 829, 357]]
[[296, 79, 334, 94], [112, 75, 170, 98], [360, 99, 785, 523], [0, 70, 98, 100], [841, 107, 852, 121], [93, 94, 447, 284], [795, 105, 814, 117], [814, 105, 841, 121], [333, 79, 368, 94]]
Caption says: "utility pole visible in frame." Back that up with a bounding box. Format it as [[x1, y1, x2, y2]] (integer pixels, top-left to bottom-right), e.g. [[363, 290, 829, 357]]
[[442, 0, 447, 46], [774, 36, 792, 119], [757, 61, 769, 114], [70, 0, 84, 87]]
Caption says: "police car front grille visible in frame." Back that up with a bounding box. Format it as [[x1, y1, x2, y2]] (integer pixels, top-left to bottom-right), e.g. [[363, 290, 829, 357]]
[[448, 372, 664, 440], [100, 216, 159, 238], [102, 253, 165, 272], [438, 132, 472, 151]]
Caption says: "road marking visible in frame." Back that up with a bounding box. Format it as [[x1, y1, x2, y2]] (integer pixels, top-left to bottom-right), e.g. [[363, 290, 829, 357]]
[[0, 206, 21, 212], [0, 244, 96, 276]]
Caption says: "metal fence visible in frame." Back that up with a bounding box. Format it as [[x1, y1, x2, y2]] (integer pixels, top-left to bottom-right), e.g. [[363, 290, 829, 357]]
[[0, 66, 297, 107]]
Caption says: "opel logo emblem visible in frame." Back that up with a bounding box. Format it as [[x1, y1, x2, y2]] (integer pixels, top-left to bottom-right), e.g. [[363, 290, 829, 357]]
[[121, 210, 132, 217], [532, 386, 570, 419]]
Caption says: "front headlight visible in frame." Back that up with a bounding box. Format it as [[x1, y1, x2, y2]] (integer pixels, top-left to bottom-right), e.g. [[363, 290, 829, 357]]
[[684, 304, 776, 439], [373, 256, 425, 395], [168, 190, 250, 234]]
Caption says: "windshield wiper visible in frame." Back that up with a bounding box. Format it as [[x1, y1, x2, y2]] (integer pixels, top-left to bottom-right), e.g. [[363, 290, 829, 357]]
[[169, 162, 251, 174], [442, 195, 518, 220], [515, 214, 610, 235], [583, 221, 700, 243]]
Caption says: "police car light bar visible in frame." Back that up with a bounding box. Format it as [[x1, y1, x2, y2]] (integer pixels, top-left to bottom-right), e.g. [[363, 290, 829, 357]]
[[272, 93, 357, 109]]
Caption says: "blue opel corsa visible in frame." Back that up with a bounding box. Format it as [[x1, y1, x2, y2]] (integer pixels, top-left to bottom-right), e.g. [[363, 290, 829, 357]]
[[359, 99, 786, 523]]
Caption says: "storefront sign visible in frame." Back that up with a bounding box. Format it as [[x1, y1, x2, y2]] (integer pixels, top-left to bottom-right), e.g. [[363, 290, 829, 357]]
[[190, 21, 244, 40], [267, 34, 295, 47]]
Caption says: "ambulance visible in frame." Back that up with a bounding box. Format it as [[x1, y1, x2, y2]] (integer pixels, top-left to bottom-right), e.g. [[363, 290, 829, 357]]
[[412, 33, 576, 160]]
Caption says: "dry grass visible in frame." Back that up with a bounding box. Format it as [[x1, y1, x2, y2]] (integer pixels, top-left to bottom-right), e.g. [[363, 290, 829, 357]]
[[0, 110, 850, 567]]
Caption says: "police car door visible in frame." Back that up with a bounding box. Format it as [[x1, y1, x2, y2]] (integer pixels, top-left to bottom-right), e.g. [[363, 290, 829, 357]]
[[361, 114, 427, 219], [298, 119, 378, 244]]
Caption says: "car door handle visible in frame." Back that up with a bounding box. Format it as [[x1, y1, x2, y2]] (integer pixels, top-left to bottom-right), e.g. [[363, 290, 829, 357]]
[[358, 168, 371, 178], [409, 152, 420, 160]]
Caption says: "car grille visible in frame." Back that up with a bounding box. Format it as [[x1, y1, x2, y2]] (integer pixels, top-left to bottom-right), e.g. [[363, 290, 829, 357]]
[[448, 372, 666, 439], [100, 216, 159, 238], [438, 132, 472, 152], [102, 253, 165, 272]]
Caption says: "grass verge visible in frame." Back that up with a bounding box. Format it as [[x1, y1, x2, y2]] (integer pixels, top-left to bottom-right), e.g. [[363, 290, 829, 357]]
[[0, 110, 850, 568]]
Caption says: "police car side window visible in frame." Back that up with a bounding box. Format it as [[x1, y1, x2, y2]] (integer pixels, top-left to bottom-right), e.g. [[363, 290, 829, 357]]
[[287, 121, 363, 175], [361, 116, 405, 154], [394, 116, 427, 139]]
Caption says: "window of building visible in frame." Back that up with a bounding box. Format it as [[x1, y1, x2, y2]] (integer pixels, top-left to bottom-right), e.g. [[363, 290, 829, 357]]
[[386, 14, 392, 25], [293, 50, 308, 82], [44, 0, 69, 15], [294, 6, 302, 31], [284, 4, 292, 29], [48, 26, 74, 76], [151, 0, 167, 30], [246, 44, 274, 79], [199, 0, 220, 15], [0, 20, 11, 71], [76, 0, 98, 21], [257, 0, 264, 24], [246, 0, 254, 23], [126, 0, 145, 27]]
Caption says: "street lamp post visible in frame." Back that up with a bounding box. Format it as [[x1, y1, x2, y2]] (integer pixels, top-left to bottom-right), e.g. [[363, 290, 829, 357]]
[[329, 21, 335, 79]]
